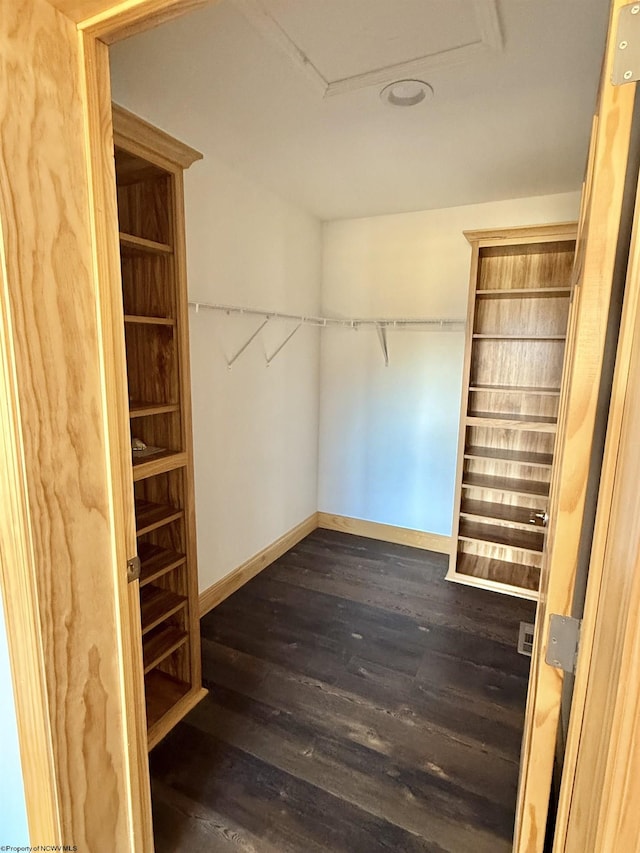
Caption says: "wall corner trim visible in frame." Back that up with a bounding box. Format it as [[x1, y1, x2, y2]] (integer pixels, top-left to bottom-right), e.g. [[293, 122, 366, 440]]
[[317, 512, 453, 554], [199, 512, 318, 617]]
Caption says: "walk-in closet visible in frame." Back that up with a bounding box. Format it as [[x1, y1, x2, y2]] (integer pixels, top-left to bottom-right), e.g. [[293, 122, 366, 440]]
[[4, 1, 640, 853]]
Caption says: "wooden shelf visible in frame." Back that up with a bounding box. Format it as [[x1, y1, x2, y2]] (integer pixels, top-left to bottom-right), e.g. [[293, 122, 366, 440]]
[[458, 519, 544, 555], [455, 552, 541, 593], [135, 499, 184, 536], [463, 472, 550, 497], [143, 626, 188, 674], [119, 231, 173, 255], [140, 585, 187, 635], [472, 334, 566, 341], [466, 412, 557, 432], [145, 670, 191, 730], [469, 384, 561, 397], [450, 225, 575, 599], [129, 401, 180, 418], [146, 679, 208, 752], [476, 287, 572, 299], [460, 499, 546, 529], [464, 445, 553, 468], [132, 449, 187, 481], [124, 314, 176, 326], [116, 107, 205, 745], [138, 543, 186, 587]]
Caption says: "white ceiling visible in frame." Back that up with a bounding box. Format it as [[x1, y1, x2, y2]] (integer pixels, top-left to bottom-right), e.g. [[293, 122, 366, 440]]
[[110, 0, 609, 221]]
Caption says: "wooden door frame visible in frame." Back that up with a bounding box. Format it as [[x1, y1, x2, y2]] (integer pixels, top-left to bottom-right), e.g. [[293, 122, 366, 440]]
[[514, 2, 637, 850], [2, 0, 638, 850], [0, 1, 210, 850]]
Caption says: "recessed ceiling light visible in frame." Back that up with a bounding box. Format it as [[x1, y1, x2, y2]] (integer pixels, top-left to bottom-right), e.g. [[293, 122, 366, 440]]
[[380, 79, 434, 107]]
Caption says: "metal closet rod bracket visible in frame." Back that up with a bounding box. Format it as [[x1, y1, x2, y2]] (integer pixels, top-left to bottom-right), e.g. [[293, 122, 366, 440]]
[[189, 301, 465, 367]]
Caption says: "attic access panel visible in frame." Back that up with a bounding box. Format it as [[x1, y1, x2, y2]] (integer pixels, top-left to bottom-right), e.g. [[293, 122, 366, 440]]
[[232, 0, 502, 95]]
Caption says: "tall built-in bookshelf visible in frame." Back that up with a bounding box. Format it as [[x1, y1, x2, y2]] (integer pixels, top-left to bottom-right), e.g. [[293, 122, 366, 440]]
[[113, 105, 206, 749], [447, 223, 578, 600]]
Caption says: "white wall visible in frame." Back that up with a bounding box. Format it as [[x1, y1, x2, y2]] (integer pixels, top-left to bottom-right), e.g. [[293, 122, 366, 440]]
[[109, 82, 323, 592], [186, 161, 322, 588], [0, 594, 29, 845], [318, 192, 581, 536]]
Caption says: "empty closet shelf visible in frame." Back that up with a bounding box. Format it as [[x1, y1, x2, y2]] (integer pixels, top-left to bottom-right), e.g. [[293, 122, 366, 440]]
[[468, 384, 561, 396], [140, 585, 188, 635], [143, 626, 188, 674], [460, 499, 546, 528], [135, 499, 184, 536], [119, 231, 173, 255], [145, 671, 191, 729], [138, 542, 186, 586], [458, 520, 544, 554], [475, 287, 572, 299], [463, 446, 553, 467], [129, 401, 180, 418], [462, 472, 550, 497], [456, 553, 540, 592], [466, 412, 557, 432]]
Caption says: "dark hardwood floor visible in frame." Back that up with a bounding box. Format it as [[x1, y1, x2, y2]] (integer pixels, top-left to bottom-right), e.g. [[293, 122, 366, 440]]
[[150, 529, 536, 853]]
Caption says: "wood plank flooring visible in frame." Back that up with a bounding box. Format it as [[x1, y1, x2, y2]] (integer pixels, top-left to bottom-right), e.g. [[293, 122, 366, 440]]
[[149, 529, 536, 852]]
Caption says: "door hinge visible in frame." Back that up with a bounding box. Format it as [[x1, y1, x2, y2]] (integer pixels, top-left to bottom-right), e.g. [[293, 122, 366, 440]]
[[613, 3, 640, 85], [546, 614, 581, 674], [127, 555, 141, 583]]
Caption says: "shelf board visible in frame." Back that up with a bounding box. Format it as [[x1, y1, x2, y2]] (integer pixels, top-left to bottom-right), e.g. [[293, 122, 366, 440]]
[[458, 519, 544, 555], [475, 287, 572, 299], [469, 384, 561, 397], [466, 412, 557, 432], [140, 585, 188, 635], [460, 499, 546, 530], [146, 679, 207, 751], [129, 401, 180, 418], [462, 472, 550, 497], [145, 670, 191, 731], [132, 449, 187, 481], [456, 551, 540, 592], [124, 314, 176, 326], [464, 445, 553, 468], [138, 543, 186, 587], [119, 231, 173, 256], [136, 499, 184, 537], [472, 333, 566, 341], [143, 626, 188, 674]]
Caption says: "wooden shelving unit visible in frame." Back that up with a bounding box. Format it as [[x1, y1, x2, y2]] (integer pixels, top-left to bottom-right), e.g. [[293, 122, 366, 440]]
[[447, 223, 577, 600], [113, 104, 206, 749]]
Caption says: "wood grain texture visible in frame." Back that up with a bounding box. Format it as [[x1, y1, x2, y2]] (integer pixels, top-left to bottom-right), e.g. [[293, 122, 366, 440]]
[[464, 223, 577, 248], [0, 127, 61, 849], [48, 0, 210, 37], [514, 0, 636, 848], [450, 226, 574, 599], [115, 108, 206, 744], [317, 512, 453, 554], [199, 513, 319, 616], [554, 113, 640, 853], [113, 104, 202, 169], [81, 0, 212, 44], [0, 2, 144, 847], [79, 32, 154, 850], [154, 529, 535, 852]]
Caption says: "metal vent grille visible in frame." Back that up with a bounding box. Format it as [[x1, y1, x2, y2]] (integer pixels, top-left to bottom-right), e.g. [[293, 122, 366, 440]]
[[518, 622, 535, 657]]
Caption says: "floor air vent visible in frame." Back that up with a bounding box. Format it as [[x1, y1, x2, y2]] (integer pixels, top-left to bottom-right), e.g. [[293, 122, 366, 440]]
[[518, 622, 535, 657]]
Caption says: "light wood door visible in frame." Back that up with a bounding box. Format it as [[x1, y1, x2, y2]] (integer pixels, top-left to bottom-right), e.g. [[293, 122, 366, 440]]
[[514, 1, 637, 850], [551, 113, 640, 853]]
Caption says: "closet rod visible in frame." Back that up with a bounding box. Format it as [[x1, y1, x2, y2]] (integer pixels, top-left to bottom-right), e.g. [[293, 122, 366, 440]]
[[189, 301, 465, 329]]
